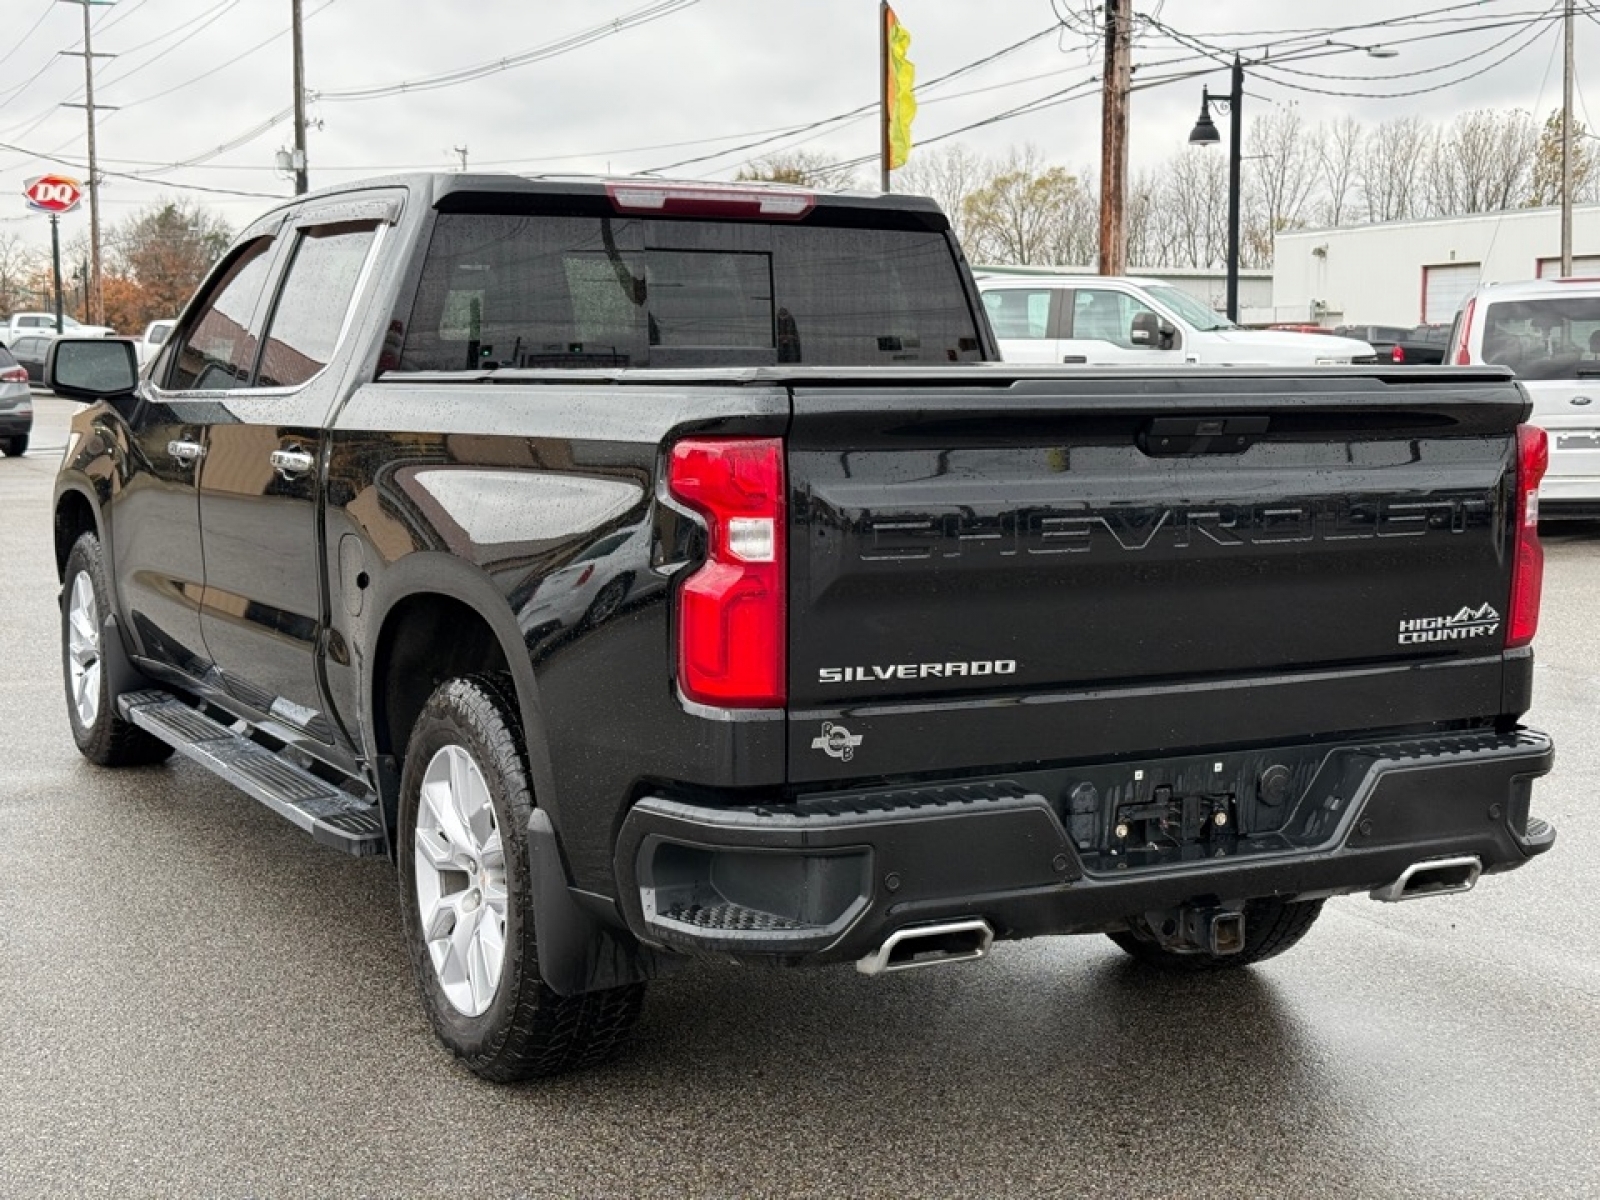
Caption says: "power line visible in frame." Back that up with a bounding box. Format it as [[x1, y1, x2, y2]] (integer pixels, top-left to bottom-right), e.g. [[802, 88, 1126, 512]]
[[645, 23, 1068, 174], [314, 0, 701, 103], [1141, 4, 1570, 100], [0, 4, 58, 74]]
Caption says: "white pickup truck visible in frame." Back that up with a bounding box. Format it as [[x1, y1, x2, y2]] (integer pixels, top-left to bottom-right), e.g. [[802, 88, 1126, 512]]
[[2, 312, 115, 343], [977, 274, 1375, 367]]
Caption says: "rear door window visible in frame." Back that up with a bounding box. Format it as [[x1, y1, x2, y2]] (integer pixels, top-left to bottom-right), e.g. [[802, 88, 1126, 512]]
[[256, 222, 378, 388], [396, 211, 981, 370], [981, 289, 1054, 340], [1482, 296, 1600, 380]]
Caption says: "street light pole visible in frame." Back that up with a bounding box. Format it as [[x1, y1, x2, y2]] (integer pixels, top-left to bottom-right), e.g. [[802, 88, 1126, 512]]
[[1224, 56, 1242, 323], [1188, 56, 1244, 322]]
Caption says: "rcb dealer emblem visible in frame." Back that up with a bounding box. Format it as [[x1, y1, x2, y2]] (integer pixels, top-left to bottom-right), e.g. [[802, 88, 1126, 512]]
[[811, 722, 863, 762]]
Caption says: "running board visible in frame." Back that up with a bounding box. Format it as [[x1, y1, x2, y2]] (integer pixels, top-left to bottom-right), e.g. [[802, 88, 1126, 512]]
[[118, 691, 385, 857]]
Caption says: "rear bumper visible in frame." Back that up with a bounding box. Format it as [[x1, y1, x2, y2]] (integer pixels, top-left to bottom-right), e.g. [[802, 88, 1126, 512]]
[[1537, 474, 1600, 516], [613, 729, 1554, 964]]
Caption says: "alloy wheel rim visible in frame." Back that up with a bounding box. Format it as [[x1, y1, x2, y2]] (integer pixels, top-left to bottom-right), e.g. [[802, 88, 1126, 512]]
[[66, 571, 101, 729], [413, 744, 508, 1017]]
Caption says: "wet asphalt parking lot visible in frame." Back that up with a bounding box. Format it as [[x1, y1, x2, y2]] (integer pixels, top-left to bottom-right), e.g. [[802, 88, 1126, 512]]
[[1, 395, 1597, 1199]]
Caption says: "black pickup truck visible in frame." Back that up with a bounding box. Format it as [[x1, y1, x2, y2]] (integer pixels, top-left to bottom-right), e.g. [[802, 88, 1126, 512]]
[[49, 174, 1555, 1081]]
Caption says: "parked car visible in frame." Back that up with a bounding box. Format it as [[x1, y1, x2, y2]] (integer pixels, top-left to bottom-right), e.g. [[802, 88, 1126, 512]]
[[977, 274, 1376, 366], [9, 332, 54, 383], [137, 318, 175, 366], [1331, 323, 1448, 365], [0, 344, 32, 455], [2, 312, 113, 342], [1447, 277, 1600, 515]]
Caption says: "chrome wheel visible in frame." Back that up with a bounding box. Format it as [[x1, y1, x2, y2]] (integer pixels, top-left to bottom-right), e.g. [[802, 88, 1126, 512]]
[[66, 570, 101, 730], [413, 744, 507, 1017]]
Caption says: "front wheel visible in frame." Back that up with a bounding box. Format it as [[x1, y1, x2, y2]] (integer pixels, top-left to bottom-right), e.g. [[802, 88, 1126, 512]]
[[1106, 898, 1325, 972], [3, 435, 27, 457], [396, 673, 644, 1080], [61, 533, 173, 766]]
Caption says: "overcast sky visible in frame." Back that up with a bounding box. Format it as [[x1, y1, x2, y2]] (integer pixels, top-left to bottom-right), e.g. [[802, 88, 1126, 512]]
[[0, 0, 1592, 252]]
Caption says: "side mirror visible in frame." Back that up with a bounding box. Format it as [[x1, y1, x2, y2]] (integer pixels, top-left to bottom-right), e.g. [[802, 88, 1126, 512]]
[[46, 337, 139, 402], [1131, 311, 1175, 349]]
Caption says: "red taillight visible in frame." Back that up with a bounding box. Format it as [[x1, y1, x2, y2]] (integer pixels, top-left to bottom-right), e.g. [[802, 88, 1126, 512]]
[[0, 366, 27, 383], [1453, 297, 1476, 365], [668, 437, 786, 707], [1508, 424, 1546, 648], [1391, 344, 1405, 363]]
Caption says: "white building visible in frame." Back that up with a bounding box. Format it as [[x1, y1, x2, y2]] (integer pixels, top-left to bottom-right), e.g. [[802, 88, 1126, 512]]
[[1273, 204, 1600, 329]]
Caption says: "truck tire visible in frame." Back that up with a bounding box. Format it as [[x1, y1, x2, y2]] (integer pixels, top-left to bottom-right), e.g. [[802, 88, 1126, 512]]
[[62, 532, 174, 766], [1106, 897, 1324, 971], [397, 673, 645, 1080], [4, 435, 27, 457]]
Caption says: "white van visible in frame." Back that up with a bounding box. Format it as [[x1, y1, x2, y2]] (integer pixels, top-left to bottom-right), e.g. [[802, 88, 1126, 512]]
[[1447, 277, 1600, 515], [976, 274, 1375, 367]]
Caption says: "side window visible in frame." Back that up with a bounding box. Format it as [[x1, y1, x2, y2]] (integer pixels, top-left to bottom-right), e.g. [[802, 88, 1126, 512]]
[[167, 239, 275, 391], [257, 222, 379, 388], [1071, 289, 1160, 348], [981, 289, 1052, 339]]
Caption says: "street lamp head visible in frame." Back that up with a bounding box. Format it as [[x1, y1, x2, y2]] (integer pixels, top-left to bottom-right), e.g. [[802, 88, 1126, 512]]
[[1188, 91, 1221, 146]]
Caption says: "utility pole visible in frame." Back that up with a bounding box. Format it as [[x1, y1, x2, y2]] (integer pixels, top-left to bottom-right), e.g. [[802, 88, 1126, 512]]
[[60, 0, 112, 327], [453, 146, 469, 171], [1561, 0, 1574, 277], [292, 0, 308, 194], [1098, 0, 1131, 275]]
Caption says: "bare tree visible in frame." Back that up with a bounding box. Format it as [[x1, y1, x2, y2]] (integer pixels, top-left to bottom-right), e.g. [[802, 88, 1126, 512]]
[[1124, 170, 1163, 269], [0, 233, 43, 318], [892, 143, 988, 245], [1157, 149, 1229, 268], [1358, 115, 1429, 222], [1424, 109, 1538, 215], [1317, 115, 1364, 227], [735, 151, 859, 191]]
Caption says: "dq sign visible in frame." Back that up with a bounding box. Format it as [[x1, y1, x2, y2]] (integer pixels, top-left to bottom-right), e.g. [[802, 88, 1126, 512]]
[[24, 174, 83, 214]]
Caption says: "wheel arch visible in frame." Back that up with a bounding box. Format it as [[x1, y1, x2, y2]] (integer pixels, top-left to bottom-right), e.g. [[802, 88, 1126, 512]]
[[53, 484, 101, 582], [363, 557, 561, 835]]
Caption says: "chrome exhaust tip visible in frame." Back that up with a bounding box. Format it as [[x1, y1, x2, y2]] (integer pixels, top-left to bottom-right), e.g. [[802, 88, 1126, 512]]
[[1370, 855, 1482, 903], [856, 919, 995, 976]]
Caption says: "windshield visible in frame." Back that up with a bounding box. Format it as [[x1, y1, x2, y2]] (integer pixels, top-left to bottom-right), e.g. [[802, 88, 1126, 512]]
[[1482, 296, 1600, 380], [1145, 284, 1235, 331]]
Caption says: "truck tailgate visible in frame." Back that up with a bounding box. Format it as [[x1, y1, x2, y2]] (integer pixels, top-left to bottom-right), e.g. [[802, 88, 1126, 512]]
[[786, 368, 1531, 783]]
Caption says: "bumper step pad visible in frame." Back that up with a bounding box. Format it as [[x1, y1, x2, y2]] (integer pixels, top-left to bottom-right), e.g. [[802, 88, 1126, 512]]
[[118, 691, 384, 856]]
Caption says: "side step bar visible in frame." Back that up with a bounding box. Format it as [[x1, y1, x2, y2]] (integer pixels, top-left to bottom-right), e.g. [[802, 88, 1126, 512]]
[[119, 691, 385, 857]]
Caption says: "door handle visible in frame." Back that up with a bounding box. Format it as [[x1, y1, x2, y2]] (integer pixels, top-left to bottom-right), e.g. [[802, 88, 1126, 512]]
[[167, 439, 204, 465], [270, 448, 314, 479], [1062, 355, 1088, 364]]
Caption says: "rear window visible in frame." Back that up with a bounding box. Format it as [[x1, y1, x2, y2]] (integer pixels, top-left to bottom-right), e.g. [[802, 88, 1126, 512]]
[[394, 212, 983, 371], [0, 347, 17, 368], [1482, 296, 1600, 380]]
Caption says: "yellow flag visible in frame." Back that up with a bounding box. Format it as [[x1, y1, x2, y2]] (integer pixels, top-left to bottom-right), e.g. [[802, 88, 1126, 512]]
[[886, 6, 917, 170]]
